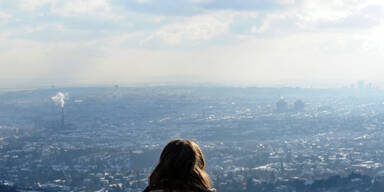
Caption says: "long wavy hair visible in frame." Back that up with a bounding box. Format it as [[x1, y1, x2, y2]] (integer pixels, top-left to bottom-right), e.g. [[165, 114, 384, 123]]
[[144, 139, 212, 192]]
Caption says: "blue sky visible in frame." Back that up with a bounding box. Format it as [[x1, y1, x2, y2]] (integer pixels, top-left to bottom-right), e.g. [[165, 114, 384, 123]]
[[1, 0, 384, 87]]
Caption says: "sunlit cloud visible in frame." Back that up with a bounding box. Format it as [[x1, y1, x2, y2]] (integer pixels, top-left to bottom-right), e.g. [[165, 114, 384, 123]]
[[144, 11, 233, 46]]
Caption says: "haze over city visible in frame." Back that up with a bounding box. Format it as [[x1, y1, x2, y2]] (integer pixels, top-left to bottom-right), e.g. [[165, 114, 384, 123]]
[[1, 0, 384, 88]]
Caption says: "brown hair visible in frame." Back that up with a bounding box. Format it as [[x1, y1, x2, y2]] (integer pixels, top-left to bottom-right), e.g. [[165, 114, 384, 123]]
[[144, 139, 212, 192]]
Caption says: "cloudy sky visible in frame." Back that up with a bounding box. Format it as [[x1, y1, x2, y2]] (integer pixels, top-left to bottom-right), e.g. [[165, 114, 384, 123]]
[[1, 0, 384, 87]]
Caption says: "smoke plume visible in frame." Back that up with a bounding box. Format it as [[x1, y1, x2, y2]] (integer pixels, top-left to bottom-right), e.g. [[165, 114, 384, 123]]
[[51, 92, 66, 108]]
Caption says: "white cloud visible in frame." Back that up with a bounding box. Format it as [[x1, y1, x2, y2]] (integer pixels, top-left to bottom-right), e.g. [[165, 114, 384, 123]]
[[251, 24, 268, 34], [3, 0, 384, 87], [360, 24, 384, 53], [136, 0, 152, 4], [145, 11, 233, 45], [186, 0, 215, 4], [0, 11, 11, 20], [274, 0, 295, 5], [17, 0, 122, 20], [19, 0, 51, 11], [247, 0, 384, 36], [296, 0, 383, 25], [50, 0, 117, 18]]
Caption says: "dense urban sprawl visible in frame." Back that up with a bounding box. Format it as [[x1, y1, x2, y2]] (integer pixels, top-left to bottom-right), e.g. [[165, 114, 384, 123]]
[[1, 86, 384, 191]]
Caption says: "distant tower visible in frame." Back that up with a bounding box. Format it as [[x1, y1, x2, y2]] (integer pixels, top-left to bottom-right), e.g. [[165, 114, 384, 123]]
[[61, 107, 65, 129], [276, 98, 288, 112], [294, 99, 305, 112], [51, 92, 66, 129]]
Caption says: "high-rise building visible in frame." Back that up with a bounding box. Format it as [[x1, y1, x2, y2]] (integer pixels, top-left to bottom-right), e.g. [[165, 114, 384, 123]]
[[294, 99, 305, 112], [357, 80, 365, 89], [276, 98, 288, 112]]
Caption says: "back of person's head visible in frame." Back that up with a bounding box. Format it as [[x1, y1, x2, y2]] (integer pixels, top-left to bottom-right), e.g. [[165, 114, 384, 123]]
[[144, 139, 213, 192]]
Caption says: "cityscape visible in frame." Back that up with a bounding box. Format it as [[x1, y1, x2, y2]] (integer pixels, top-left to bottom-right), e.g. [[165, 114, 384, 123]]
[[1, 85, 384, 191], [2, 0, 384, 191]]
